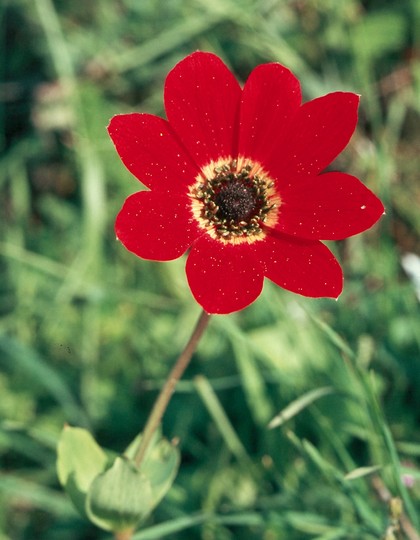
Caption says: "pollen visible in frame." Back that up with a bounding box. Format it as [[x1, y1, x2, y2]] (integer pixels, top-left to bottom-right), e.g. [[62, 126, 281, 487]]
[[189, 157, 281, 244]]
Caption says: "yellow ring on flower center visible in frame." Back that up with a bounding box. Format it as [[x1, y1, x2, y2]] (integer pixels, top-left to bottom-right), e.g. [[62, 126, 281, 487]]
[[189, 157, 281, 245]]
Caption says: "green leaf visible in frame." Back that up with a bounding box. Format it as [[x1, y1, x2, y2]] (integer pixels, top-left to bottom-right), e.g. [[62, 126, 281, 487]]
[[56, 426, 108, 517], [0, 474, 75, 517], [0, 336, 89, 426], [351, 11, 407, 61], [125, 434, 180, 511], [268, 387, 335, 429], [86, 457, 153, 532], [132, 511, 265, 540], [344, 465, 382, 481]]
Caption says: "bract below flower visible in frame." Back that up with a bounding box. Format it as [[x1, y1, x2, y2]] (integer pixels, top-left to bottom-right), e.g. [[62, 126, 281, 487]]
[[109, 52, 384, 314]]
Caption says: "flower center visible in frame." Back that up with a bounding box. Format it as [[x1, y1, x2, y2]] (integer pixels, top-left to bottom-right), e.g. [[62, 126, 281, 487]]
[[190, 158, 281, 244], [214, 181, 257, 223]]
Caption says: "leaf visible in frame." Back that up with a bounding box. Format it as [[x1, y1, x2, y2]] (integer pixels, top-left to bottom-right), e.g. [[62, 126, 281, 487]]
[[125, 434, 180, 511], [132, 511, 265, 540], [344, 465, 382, 481], [0, 474, 75, 517], [86, 457, 153, 532], [268, 387, 335, 429], [351, 11, 407, 61], [0, 336, 88, 426], [56, 426, 108, 517]]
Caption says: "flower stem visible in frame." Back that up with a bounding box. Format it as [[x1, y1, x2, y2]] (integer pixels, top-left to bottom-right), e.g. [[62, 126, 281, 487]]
[[133, 309, 211, 468], [115, 529, 134, 540]]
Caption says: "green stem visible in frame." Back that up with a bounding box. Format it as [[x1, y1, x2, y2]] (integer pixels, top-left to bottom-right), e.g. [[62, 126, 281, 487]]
[[133, 309, 211, 467]]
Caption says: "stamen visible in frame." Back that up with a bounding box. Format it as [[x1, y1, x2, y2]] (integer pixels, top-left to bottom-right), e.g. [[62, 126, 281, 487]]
[[190, 159, 281, 244]]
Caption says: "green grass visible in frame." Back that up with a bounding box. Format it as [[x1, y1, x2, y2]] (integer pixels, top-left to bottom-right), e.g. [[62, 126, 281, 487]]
[[1, 0, 420, 538]]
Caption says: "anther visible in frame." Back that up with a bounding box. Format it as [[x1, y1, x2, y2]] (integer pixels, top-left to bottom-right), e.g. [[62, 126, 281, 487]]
[[192, 158, 279, 243]]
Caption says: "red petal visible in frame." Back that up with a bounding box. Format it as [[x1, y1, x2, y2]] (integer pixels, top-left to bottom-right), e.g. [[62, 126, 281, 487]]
[[115, 191, 201, 261], [164, 52, 242, 167], [238, 63, 301, 163], [265, 92, 359, 182], [108, 113, 198, 192], [260, 233, 343, 298], [276, 172, 385, 240], [186, 235, 264, 314]]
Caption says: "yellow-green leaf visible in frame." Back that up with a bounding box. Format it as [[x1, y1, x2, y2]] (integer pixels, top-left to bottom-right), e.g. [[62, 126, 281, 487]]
[[86, 457, 153, 532]]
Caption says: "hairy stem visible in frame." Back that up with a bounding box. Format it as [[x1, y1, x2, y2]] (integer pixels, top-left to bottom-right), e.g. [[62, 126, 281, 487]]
[[133, 310, 211, 467]]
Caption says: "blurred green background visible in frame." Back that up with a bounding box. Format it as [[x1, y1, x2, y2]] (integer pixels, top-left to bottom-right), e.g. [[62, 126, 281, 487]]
[[1, 0, 420, 538]]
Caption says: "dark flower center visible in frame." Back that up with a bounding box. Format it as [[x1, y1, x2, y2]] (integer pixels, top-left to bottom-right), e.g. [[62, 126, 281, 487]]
[[190, 159, 279, 243], [214, 182, 257, 222]]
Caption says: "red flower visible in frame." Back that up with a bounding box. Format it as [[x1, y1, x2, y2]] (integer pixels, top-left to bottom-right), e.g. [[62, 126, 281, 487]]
[[108, 52, 384, 314]]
